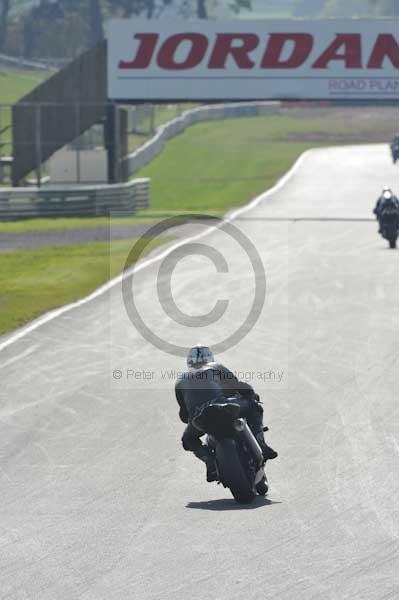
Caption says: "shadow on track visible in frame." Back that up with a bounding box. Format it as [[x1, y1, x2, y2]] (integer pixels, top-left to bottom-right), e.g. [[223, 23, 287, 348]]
[[186, 497, 282, 511]]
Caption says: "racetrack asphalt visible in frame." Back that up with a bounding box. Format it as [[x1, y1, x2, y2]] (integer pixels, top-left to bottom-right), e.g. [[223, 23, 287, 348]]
[[0, 218, 221, 252], [1, 144, 399, 599], [0, 224, 154, 252]]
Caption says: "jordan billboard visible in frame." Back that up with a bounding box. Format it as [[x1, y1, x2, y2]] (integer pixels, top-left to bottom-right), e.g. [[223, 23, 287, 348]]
[[108, 19, 399, 100]]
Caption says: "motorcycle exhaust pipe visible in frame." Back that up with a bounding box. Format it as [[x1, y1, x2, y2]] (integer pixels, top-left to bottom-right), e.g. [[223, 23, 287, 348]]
[[233, 418, 264, 464]]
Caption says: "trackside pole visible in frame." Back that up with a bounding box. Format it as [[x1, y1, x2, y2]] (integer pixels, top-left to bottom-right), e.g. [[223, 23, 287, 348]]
[[35, 104, 42, 188], [105, 101, 116, 184]]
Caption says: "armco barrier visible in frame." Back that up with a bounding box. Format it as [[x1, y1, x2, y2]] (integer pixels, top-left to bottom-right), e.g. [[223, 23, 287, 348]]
[[0, 178, 149, 220], [0, 53, 57, 72], [125, 102, 280, 176]]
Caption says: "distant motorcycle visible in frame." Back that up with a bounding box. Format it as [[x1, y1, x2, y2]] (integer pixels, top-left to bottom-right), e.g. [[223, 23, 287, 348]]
[[380, 213, 399, 249], [193, 401, 269, 504], [390, 137, 399, 163], [374, 189, 399, 249]]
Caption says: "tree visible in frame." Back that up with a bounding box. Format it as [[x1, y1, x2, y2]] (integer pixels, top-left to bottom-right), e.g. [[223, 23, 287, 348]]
[[18, 0, 102, 57], [177, 0, 251, 18], [293, 0, 326, 16], [106, 0, 169, 17], [197, 0, 207, 17], [321, 0, 372, 16], [0, 0, 10, 52], [20, 0, 89, 57], [229, 0, 251, 14], [88, 0, 104, 46], [7, 0, 252, 59]]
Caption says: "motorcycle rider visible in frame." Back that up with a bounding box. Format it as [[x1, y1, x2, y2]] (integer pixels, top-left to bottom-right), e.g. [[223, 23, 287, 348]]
[[373, 187, 399, 234], [391, 134, 399, 163], [175, 345, 278, 482]]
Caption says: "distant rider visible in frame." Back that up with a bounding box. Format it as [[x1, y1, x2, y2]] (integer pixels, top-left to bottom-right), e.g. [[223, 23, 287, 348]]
[[175, 345, 278, 482], [373, 187, 399, 234], [391, 135, 399, 163]]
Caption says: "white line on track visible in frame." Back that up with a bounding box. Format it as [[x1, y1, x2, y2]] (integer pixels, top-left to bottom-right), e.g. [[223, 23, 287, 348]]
[[0, 343, 40, 369], [0, 150, 311, 355]]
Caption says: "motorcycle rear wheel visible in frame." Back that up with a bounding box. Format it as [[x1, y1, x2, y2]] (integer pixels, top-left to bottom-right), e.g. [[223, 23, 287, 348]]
[[216, 439, 255, 504], [256, 476, 269, 496]]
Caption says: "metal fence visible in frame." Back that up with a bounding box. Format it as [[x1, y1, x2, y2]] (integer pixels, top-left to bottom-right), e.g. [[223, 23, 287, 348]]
[[0, 105, 12, 154], [0, 104, 12, 185], [12, 100, 109, 186], [128, 104, 185, 137], [0, 52, 60, 72], [0, 178, 149, 220]]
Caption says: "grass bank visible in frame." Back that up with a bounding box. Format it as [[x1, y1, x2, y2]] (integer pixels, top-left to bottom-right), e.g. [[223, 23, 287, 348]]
[[0, 67, 47, 161], [0, 68, 47, 104], [0, 237, 170, 335], [0, 216, 158, 233]]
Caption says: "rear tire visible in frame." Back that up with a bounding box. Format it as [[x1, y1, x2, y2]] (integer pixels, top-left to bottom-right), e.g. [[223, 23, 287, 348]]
[[382, 225, 398, 249], [256, 476, 269, 496], [216, 439, 255, 504]]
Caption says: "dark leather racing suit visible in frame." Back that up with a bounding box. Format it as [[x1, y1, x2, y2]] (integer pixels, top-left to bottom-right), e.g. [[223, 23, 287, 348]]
[[175, 363, 267, 463], [374, 195, 399, 234]]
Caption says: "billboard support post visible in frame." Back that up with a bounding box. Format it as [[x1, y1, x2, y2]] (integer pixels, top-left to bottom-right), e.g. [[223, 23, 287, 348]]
[[75, 103, 81, 184], [35, 105, 42, 188], [105, 101, 117, 184]]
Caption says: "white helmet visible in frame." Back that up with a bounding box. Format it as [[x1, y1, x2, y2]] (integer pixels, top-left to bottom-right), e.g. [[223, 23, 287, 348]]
[[383, 186, 393, 199], [187, 345, 214, 369]]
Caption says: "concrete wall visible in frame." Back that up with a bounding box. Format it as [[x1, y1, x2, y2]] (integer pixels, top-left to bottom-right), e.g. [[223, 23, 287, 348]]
[[125, 102, 281, 177]]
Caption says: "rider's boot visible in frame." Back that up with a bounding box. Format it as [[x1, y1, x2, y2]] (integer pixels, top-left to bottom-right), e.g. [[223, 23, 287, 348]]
[[256, 433, 278, 461], [205, 458, 218, 482], [197, 447, 218, 482]]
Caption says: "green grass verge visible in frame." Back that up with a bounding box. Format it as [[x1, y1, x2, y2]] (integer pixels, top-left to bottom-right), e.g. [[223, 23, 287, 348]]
[[0, 68, 47, 105], [0, 216, 159, 233], [0, 68, 47, 158], [139, 137, 309, 213], [0, 236, 170, 335]]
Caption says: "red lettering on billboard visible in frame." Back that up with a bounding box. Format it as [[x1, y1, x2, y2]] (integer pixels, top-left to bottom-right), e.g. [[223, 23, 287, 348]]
[[157, 33, 208, 70], [367, 34, 399, 68], [119, 33, 159, 69], [117, 30, 399, 75], [261, 33, 314, 68], [312, 34, 362, 68], [208, 34, 259, 69]]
